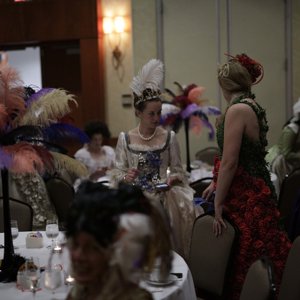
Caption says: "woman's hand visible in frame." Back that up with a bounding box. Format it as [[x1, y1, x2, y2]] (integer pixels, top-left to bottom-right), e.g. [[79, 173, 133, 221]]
[[89, 167, 108, 181], [166, 176, 181, 186], [123, 168, 139, 183], [213, 204, 227, 236], [202, 182, 215, 201]]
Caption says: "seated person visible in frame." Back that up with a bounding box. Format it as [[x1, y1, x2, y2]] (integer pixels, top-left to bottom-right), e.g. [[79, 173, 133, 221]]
[[266, 98, 300, 187], [65, 181, 172, 300], [74, 121, 115, 182]]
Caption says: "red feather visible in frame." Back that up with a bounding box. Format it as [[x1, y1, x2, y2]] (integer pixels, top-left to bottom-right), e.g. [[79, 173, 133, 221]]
[[0, 103, 8, 131], [3, 143, 45, 174], [32, 145, 55, 173]]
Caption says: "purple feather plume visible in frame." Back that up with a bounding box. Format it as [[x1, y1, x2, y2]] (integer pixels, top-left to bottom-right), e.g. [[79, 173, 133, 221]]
[[42, 123, 90, 144], [0, 149, 12, 169], [26, 88, 55, 107]]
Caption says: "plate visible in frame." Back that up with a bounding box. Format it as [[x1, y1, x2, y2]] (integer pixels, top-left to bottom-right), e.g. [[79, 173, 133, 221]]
[[145, 274, 177, 286]]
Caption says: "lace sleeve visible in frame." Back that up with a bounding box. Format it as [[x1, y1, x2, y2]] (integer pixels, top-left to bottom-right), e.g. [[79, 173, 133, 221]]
[[110, 132, 129, 187]]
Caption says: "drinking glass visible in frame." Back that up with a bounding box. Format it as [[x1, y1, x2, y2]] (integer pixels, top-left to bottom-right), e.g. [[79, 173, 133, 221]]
[[45, 219, 59, 248], [25, 257, 41, 299], [44, 266, 63, 295], [44, 245, 64, 296], [11, 220, 19, 249]]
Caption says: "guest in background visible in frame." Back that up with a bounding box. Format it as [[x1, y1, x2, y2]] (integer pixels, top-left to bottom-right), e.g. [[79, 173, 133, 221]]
[[266, 98, 300, 187], [111, 59, 199, 260], [74, 120, 115, 182], [203, 53, 291, 299], [65, 181, 172, 300]]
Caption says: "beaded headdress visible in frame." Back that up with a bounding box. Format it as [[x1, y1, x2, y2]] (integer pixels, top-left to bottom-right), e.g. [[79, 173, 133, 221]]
[[130, 59, 164, 106]]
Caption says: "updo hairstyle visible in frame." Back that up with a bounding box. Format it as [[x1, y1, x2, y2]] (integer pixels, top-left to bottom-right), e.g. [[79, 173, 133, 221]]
[[218, 53, 263, 94], [65, 181, 153, 248], [84, 120, 111, 140]]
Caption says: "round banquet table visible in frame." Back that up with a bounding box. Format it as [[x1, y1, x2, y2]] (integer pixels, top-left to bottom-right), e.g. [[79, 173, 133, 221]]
[[0, 231, 197, 300]]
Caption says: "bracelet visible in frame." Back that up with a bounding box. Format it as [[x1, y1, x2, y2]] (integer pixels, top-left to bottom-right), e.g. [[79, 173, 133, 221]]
[[123, 175, 127, 182]]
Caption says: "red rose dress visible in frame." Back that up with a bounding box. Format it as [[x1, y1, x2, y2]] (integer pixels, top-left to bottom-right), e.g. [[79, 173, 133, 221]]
[[214, 96, 291, 299]]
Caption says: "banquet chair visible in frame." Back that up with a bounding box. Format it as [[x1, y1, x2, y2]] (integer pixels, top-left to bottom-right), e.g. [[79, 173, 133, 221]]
[[240, 257, 276, 300], [188, 213, 238, 299], [278, 236, 300, 300], [195, 147, 219, 166], [45, 176, 75, 229], [277, 167, 300, 230], [190, 177, 213, 198], [0, 197, 33, 232]]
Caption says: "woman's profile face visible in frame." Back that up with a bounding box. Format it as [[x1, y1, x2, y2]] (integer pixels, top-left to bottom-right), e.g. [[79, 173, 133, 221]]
[[137, 100, 162, 129], [68, 232, 109, 285]]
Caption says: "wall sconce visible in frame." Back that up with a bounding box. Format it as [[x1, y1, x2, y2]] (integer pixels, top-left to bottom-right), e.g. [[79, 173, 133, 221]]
[[103, 16, 127, 77]]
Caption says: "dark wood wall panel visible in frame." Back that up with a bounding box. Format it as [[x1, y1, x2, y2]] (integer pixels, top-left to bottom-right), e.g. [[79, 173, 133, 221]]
[[0, 4, 25, 43], [80, 38, 105, 124], [0, 0, 98, 44], [0, 0, 106, 146]]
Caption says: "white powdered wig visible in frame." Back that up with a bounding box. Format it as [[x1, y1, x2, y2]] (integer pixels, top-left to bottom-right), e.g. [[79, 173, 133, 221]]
[[130, 59, 164, 96], [293, 98, 300, 117], [110, 213, 154, 283]]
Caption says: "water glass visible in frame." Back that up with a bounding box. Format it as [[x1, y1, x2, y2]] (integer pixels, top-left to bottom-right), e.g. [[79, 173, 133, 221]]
[[44, 267, 63, 294], [11, 220, 19, 248], [45, 219, 59, 248]]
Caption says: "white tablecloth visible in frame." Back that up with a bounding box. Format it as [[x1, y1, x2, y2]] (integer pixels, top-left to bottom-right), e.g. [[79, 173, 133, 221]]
[[0, 232, 197, 300]]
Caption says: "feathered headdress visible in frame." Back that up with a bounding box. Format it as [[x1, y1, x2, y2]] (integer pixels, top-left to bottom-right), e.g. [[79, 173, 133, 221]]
[[161, 82, 221, 140], [0, 65, 89, 174], [130, 59, 164, 106]]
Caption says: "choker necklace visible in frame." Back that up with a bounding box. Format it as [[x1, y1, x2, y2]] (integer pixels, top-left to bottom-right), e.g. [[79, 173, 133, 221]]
[[138, 125, 157, 141]]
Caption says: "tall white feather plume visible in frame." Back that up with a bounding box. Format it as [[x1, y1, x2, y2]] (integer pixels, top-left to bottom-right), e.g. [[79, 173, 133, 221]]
[[130, 59, 164, 96]]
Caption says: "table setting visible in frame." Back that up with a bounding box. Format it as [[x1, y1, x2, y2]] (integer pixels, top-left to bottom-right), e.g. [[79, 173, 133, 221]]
[[0, 231, 197, 300]]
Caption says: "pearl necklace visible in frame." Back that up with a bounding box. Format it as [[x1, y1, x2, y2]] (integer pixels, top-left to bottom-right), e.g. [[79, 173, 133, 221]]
[[138, 125, 157, 141]]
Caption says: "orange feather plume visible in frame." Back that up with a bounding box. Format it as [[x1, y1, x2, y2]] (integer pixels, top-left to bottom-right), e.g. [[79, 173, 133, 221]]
[[3, 143, 45, 174], [0, 103, 8, 131], [0, 65, 25, 127]]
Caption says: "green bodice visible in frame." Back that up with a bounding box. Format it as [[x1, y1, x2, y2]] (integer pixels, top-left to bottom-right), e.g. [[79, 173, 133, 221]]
[[216, 95, 274, 192]]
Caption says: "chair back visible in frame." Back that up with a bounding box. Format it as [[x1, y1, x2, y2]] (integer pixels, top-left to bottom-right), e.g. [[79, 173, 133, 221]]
[[195, 147, 219, 166], [45, 176, 75, 228], [188, 213, 238, 297], [190, 177, 213, 198], [240, 257, 276, 300], [278, 168, 300, 230], [0, 197, 33, 232], [278, 236, 300, 300]]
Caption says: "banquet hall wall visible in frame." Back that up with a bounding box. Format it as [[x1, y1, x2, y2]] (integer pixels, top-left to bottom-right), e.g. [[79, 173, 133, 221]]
[[0, 0, 299, 163]]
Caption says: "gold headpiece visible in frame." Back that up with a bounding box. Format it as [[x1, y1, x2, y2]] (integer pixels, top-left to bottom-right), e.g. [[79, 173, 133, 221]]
[[130, 59, 164, 106]]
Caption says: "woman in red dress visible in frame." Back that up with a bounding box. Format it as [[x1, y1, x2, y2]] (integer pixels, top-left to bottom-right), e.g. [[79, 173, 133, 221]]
[[203, 53, 291, 299]]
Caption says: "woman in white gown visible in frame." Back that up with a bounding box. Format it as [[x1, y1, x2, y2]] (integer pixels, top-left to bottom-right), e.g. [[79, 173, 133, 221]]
[[111, 59, 199, 260]]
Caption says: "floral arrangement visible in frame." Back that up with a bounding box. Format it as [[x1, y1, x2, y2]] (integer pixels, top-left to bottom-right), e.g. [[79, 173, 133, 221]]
[[226, 53, 264, 85], [160, 82, 221, 140]]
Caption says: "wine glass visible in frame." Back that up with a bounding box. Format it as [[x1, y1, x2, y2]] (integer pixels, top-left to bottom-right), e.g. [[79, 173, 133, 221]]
[[25, 257, 41, 299], [45, 219, 59, 248], [10, 220, 19, 249]]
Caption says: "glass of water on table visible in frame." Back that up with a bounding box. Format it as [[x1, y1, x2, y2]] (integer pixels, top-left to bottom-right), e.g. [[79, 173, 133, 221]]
[[45, 219, 59, 249], [11, 220, 19, 249]]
